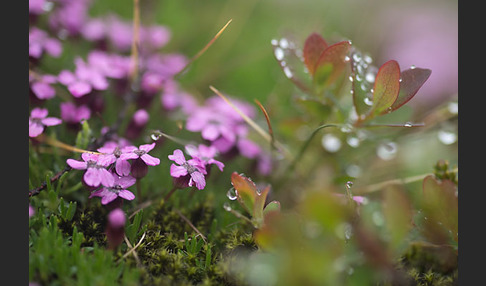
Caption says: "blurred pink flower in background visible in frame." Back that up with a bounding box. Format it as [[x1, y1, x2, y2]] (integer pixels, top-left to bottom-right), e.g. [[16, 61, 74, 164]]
[[377, 2, 458, 110]]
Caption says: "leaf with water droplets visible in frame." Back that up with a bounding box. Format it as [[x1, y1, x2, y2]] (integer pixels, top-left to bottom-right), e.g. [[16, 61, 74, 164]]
[[271, 37, 311, 93], [370, 60, 400, 116], [350, 51, 375, 117], [231, 172, 257, 215], [389, 67, 431, 112], [303, 33, 328, 75], [313, 41, 351, 89]]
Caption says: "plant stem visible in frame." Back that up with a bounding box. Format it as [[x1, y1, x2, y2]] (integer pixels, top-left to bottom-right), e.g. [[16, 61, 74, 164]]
[[164, 186, 178, 202]]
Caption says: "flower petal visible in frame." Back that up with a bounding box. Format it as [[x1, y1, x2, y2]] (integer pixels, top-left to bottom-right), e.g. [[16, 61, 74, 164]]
[[116, 175, 136, 188], [66, 159, 88, 170], [141, 154, 160, 166], [168, 149, 186, 165], [99, 169, 115, 187], [118, 189, 135, 201], [84, 168, 101, 187], [170, 164, 188, 178], [29, 123, 44, 138], [119, 152, 139, 161], [139, 143, 155, 152], [189, 171, 206, 190], [115, 159, 131, 176], [40, 117, 62, 126], [101, 192, 118, 205]]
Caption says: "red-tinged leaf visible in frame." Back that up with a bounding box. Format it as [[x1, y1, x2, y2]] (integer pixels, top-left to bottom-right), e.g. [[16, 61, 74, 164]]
[[303, 33, 328, 75], [370, 60, 400, 116], [390, 68, 431, 111], [313, 40, 351, 89], [350, 55, 375, 117], [231, 172, 257, 215]]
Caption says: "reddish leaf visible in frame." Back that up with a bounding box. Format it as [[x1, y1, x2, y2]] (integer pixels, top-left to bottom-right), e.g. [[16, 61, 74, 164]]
[[303, 33, 328, 75], [272, 38, 311, 93], [370, 60, 401, 116], [390, 67, 431, 111], [313, 40, 351, 88], [231, 172, 257, 215]]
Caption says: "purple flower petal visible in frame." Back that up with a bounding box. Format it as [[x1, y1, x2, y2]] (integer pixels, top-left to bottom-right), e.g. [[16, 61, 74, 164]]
[[121, 145, 138, 153], [115, 159, 131, 176], [170, 164, 188, 177], [31, 82, 56, 99], [168, 149, 186, 165], [141, 154, 160, 166], [68, 81, 92, 97], [116, 175, 136, 188], [58, 70, 76, 85], [101, 192, 118, 205], [118, 189, 135, 201], [201, 125, 220, 141], [189, 171, 206, 190], [30, 107, 48, 119], [29, 123, 44, 138], [66, 159, 88, 170], [108, 208, 126, 227], [119, 152, 139, 161], [99, 169, 115, 187], [139, 143, 156, 152], [40, 117, 62, 126], [84, 168, 101, 187]]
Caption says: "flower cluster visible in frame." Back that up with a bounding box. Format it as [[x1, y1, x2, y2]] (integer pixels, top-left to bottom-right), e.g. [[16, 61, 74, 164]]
[[168, 144, 225, 190], [66, 143, 159, 204]]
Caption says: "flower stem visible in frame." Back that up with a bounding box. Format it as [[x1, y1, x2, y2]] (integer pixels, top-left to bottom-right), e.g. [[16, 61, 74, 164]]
[[164, 186, 178, 202]]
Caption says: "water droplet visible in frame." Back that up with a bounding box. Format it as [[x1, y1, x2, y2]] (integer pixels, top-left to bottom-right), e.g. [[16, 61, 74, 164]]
[[404, 122, 413, 128], [364, 97, 373, 106], [399, 78, 403, 82], [283, 66, 293, 79], [321, 134, 342, 153], [360, 83, 367, 91], [279, 38, 289, 49], [274, 47, 285, 61], [346, 164, 362, 177], [355, 74, 363, 82], [226, 188, 237, 200], [363, 54, 373, 64], [350, 89, 354, 95], [448, 101, 458, 115], [271, 39, 278, 45], [346, 181, 354, 188], [376, 141, 398, 160], [437, 130, 457, 145], [223, 202, 232, 211], [386, 107, 393, 113], [150, 133, 161, 141], [340, 124, 353, 133], [410, 65, 416, 70], [346, 136, 360, 148], [365, 72, 375, 83], [348, 76, 354, 82], [344, 56, 350, 62], [352, 52, 362, 62]]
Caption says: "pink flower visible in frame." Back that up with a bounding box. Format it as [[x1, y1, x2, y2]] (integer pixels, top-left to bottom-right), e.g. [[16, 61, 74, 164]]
[[168, 149, 207, 190], [105, 208, 126, 250], [29, 205, 35, 218], [89, 174, 136, 205], [29, 27, 62, 59], [66, 153, 116, 187], [120, 143, 160, 166], [184, 144, 224, 172], [29, 108, 62, 138], [30, 74, 57, 100], [60, 102, 91, 124], [58, 57, 110, 98], [97, 142, 131, 176]]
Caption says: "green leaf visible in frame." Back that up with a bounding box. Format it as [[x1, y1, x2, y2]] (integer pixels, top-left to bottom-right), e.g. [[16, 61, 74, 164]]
[[303, 33, 328, 75], [390, 67, 431, 112], [382, 185, 413, 252], [126, 210, 143, 243], [253, 185, 271, 225], [66, 202, 77, 221], [263, 201, 281, 217], [369, 60, 400, 116], [75, 120, 92, 150]]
